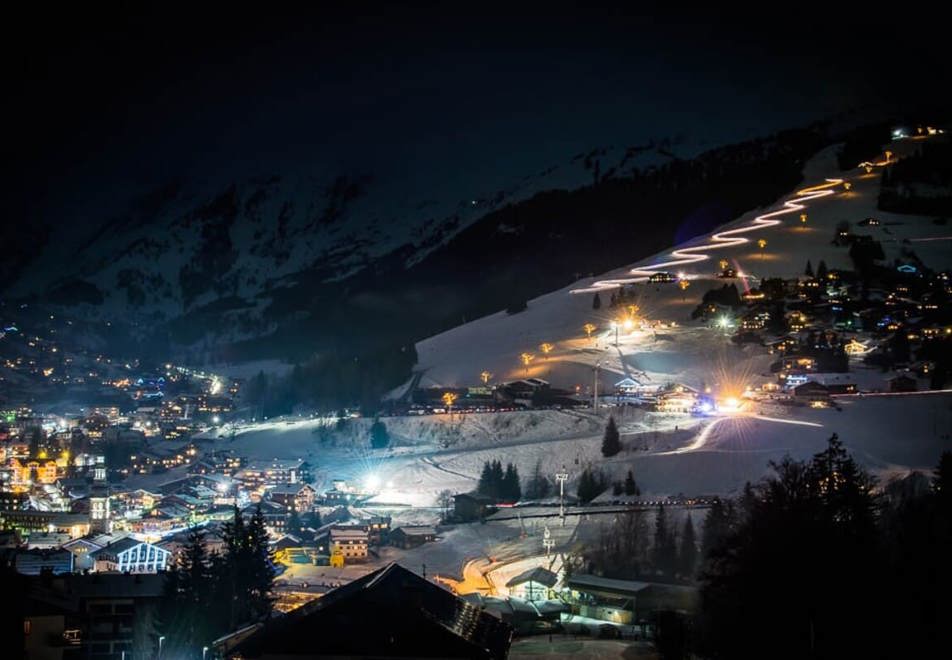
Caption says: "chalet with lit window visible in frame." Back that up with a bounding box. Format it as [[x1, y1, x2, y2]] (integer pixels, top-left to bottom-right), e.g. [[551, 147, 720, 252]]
[[389, 525, 436, 549], [267, 483, 316, 512]]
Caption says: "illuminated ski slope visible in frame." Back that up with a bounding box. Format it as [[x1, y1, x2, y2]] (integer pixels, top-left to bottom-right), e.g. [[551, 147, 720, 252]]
[[570, 179, 849, 292], [569, 155, 895, 294]]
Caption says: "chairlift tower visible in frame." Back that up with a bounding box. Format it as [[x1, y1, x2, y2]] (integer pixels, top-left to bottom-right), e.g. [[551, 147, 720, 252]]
[[542, 525, 555, 557]]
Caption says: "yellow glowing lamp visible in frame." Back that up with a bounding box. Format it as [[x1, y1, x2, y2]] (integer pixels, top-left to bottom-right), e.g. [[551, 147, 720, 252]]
[[540, 342, 554, 356], [719, 259, 729, 270], [678, 280, 690, 291], [843, 181, 852, 191], [583, 323, 596, 338], [480, 370, 492, 385], [757, 238, 767, 249], [520, 352, 534, 367], [800, 213, 807, 224], [442, 392, 457, 408]]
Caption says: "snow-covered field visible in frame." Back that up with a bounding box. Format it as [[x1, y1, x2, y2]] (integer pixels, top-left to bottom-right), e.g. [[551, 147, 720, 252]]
[[206, 391, 951, 510]]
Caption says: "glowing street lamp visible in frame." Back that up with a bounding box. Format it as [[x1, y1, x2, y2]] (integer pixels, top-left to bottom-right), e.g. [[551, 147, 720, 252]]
[[520, 352, 534, 375], [627, 304, 640, 318], [719, 259, 729, 271], [800, 213, 808, 225], [678, 278, 690, 301], [757, 238, 767, 259], [480, 370, 493, 385], [540, 342, 554, 359], [843, 181, 852, 192], [864, 164, 873, 174], [442, 392, 458, 418], [583, 323, 597, 342], [884, 150, 893, 162]]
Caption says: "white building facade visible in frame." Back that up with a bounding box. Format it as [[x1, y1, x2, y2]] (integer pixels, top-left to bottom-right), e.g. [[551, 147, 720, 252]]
[[93, 539, 170, 573]]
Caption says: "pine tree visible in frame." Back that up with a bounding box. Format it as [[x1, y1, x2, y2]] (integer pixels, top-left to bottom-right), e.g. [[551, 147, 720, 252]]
[[370, 419, 390, 448], [654, 505, 676, 575], [247, 504, 275, 621], [159, 526, 215, 653], [700, 497, 733, 561], [678, 515, 698, 579], [593, 292, 602, 309], [181, 526, 213, 645], [577, 469, 592, 503], [525, 460, 551, 500], [624, 469, 639, 496], [491, 460, 504, 499], [157, 563, 184, 653], [816, 259, 828, 280], [805, 260, 814, 277], [699, 441, 882, 657], [613, 481, 623, 496], [577, 468, 608, 504], [477, 462, 494, 497], [221, 505, 249, 629], [602, 416, 622, 457], [503, 463, 522, 502], [206, 551, 232, 637]]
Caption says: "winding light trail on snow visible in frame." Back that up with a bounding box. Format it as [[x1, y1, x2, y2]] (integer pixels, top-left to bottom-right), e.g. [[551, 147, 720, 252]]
[[570, 178, 844, 293], [656, 412, 824, 456], [748, 414, 824, 428], [656, 416, 731, 455]]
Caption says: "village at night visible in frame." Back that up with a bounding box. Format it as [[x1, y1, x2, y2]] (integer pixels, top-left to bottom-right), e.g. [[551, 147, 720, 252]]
[[3, 5, 951, 659]]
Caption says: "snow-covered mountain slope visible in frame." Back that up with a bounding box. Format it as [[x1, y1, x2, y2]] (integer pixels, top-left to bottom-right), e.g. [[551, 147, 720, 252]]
[[9, 143, 681, 326], [414, 135, 952, 392]]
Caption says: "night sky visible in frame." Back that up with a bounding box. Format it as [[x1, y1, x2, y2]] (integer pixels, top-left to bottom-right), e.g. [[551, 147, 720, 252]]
[[7, 3, 950, 230]]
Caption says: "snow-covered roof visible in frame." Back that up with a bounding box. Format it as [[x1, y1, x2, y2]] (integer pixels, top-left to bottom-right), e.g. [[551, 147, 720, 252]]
[[505, 566, 558, 588], [392, 525, 436, 537]]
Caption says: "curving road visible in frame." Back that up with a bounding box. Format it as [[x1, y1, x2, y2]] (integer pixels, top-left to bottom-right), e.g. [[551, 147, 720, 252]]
[[570, 177, 844, 293]]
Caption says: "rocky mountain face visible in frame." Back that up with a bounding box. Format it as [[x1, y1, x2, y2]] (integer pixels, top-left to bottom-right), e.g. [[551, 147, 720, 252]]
[[7, 120, 896, 371], [7, 142, 685, 351]]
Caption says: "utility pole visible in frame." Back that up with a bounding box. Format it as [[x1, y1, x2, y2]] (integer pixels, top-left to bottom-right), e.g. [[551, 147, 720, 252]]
[[556, 467, 569, 527], [593, 361, 600, 411]]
